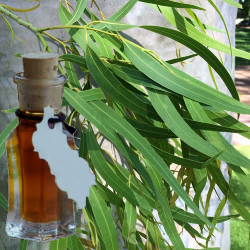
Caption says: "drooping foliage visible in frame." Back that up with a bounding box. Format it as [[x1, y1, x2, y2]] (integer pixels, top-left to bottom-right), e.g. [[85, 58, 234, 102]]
[[0, 0, 249, 249]]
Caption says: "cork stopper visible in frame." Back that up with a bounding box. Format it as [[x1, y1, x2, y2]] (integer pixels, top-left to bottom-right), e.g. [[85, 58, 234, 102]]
[[22, 52, 59, 79], [14, 52, 66, 112]]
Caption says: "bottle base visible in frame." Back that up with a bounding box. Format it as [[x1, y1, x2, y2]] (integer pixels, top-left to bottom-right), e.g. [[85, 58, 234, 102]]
[[6, 219, 76, 242]]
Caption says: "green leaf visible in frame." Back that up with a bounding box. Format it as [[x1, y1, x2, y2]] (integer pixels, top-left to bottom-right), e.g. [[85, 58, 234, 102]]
[[19, 240, 28, 250], [172, 206, 239, 225], [184, 98, 250, 170], [151, 145, 202, 169], [86, 125, 151, 213], [185, 17, 226, 34], [125, 116, 248, 139], [207, 162, 250, 224], [59, 3, 100, 55], [64, 88, 217, 230], [85, 46, 160, 121], [79, 130, 88, 160], [166, 53, 198, 64], [156, 187, 185, 249], [66, 0, 87, 25], [136, 231, 146, 250], [108, 0, 138, 21], [90, 31, 114, 58], [62, 87, 106, 107], [122, 201, 137, 243], [175, 219, 206, 240], [49, 238, 68, 250], [124, 41, 250, 114], [89, 186, 119, 250], [125, 117, 177, 139], [65, 61, 81, 89], [221, 0, 242, 8], [207, 0, 233, 71], [60, 54, 87, 68], [141, 25, 238, 101], [96, 182, 123, 206], [0, 118, 18, 158], [147, 88, 225, 160], [230, 164, 250, 204], [139, 0, 204, 10], [68, 234, 86, 250], [114, 163, 156, 208], [1, 107, 17, 113], [201, 149, 226, 168], [1, 12, 25, 47], [0, 193, 8, 211], [111, 64, 168, 93], [14, 53, 22, 58], [158, 7, 250, 60], [204, 108, 250, 141], [140, 213, 167, 249], [206, 196, 227, 247], [101, 21, 137, 31]]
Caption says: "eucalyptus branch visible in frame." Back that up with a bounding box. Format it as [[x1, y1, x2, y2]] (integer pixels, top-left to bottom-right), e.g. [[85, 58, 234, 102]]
[[38, 25, 144, 51], [42, 31, 78, 55], [0, 5, 38, 33], [37, 33, 48, 51]]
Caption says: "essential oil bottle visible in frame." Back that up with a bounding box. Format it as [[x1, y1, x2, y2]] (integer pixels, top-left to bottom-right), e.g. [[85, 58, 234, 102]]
[[5, 52, 76, 241]]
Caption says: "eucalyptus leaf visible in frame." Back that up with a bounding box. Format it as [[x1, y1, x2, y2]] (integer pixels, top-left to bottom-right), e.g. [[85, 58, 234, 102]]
[[19, 240, 29, 250], [158, 7, 250, 60], [64, 88, 218, 231], [139, 0, 204, 10], [0, 193, 8, 211], [66, 0, 87, 25], [0, 118, 18, 158], [89, 186, 119, 250], [124, 41, 250, 114], [49, 238, 68, 250]]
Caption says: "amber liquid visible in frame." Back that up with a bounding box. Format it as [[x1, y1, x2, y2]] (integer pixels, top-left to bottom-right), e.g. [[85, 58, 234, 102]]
[[7, 115, 74, 223]]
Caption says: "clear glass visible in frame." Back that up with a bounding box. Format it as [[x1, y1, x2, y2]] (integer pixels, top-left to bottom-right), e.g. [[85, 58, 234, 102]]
[[5, 112, 76, 242]]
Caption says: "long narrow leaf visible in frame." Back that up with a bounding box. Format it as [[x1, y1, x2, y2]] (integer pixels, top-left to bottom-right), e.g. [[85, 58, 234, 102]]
[[0, 193, 8, 211], [49, 238, 68, 250], [86, 46, 160, 120], [66, 0, 87, 25], [19, 240, 29, 250], [141, 25, 238, 101], [108, 0, 138, 21], [157, 6, 250, 60], [89, 186, 119, 250], [139, 0, 204, 10], [124, 41, 250, 114], [184, 98, 250, 170], [0, 118, 18, 158], [64, 88, 218, 232]]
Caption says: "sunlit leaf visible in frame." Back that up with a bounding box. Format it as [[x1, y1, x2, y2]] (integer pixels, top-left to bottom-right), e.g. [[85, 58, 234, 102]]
[[66, 0, 87, 25]]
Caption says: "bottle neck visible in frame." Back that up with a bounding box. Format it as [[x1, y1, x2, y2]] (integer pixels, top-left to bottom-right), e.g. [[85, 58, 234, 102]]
[[14, 73, 66, 113], [16, 109, 61, 123], [18, 109, 60, 117]]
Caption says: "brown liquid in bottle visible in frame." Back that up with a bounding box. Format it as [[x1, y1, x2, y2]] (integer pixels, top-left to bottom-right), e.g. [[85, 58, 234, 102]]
[[7, 114, 74, 223]]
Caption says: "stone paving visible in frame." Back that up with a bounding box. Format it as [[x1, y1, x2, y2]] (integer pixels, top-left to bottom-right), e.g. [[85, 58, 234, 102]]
[[232, 66, 250, 146]]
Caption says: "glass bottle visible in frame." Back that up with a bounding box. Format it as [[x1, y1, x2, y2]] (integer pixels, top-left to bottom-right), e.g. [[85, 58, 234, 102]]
[[5, 52, 76, 241]]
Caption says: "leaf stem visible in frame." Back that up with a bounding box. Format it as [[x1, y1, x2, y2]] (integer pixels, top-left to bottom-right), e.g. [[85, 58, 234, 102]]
[[42, 31, 78, 55], [0, 5, 38, 33]]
